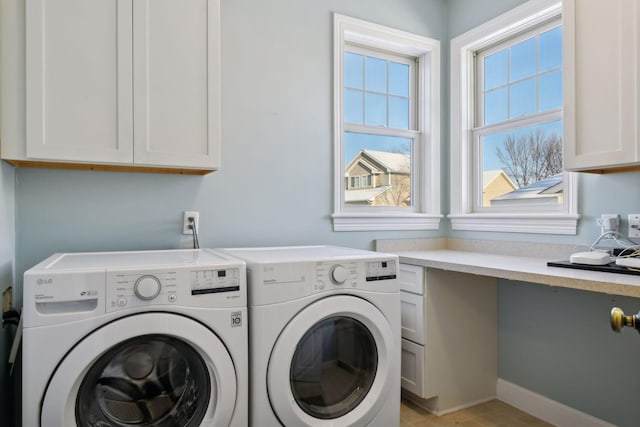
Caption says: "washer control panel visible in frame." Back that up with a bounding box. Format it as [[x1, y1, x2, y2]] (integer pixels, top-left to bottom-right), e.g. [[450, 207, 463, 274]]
[[191, 268, 240, 295], [106, 267, 241, 312], [365, 260, 397, 282], [107, 271, 179, 311]]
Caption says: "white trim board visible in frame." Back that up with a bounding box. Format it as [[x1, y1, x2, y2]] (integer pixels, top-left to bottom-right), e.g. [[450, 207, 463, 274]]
[[497, 379, 616, 427]]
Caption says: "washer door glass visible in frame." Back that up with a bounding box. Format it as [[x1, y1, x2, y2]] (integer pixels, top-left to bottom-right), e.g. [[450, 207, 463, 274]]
[[75, 334, 211, 427], [290, 316, 377, 419]]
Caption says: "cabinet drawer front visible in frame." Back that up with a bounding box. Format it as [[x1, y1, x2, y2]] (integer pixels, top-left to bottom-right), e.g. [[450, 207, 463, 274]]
[[401, 338, 424, 396], [399, 264, 424, 294], [401, 291, 425, 344]]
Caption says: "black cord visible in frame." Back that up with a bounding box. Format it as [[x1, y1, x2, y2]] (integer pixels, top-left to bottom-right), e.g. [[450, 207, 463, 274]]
[[189, 218, 200, 249]]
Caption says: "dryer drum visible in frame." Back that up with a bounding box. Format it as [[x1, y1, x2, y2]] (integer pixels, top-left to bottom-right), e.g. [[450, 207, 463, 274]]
[[289, 316, 378, 420], [74, 334, 211, 427]]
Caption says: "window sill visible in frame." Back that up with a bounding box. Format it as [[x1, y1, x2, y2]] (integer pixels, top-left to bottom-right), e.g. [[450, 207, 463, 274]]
[[332, 213, 443, 231], [448, 213, 579, 235]]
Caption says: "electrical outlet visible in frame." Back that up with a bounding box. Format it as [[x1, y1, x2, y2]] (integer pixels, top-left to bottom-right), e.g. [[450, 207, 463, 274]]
[[182, 211, 200, 235], [597, 213, 620, 236], [629, 214, 640, 238]]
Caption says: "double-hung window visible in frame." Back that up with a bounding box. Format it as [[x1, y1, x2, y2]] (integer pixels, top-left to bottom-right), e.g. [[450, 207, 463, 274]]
[[332, 14, 442, 231], [450, 0, 578, 234]]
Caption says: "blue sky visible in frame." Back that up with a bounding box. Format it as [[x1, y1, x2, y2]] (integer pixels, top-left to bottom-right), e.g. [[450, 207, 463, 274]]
[[344, 26, 563, 174]]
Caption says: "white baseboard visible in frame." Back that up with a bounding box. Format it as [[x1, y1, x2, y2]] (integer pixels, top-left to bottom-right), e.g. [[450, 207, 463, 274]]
[[497, 378, 616, 427]]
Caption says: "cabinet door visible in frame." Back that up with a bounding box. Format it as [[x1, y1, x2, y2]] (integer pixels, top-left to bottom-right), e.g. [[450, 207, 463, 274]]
[[400, 291, 425, 345], [25, 0, 134, 163], [133, 0, 220, 169], [400, 338, 424, 397], [563, 0, 638, 171]]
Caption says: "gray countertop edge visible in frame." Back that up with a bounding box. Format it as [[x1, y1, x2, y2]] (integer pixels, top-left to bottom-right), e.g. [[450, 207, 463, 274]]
[[394, 250, 640, 299]]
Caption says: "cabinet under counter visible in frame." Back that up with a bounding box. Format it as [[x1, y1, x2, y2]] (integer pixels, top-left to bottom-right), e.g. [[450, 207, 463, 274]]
[[399, 263, 497, 416]]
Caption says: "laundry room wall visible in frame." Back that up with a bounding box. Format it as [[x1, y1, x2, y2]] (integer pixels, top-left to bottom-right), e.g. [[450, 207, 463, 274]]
[[0, 161, 16, 423], [447, 1, 640, 425], [12, 0, 448, 298], [9, 0, 640, 424]]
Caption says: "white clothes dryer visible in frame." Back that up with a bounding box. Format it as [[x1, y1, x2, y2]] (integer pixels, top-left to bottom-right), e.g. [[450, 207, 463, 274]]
[[22, 249, 248, 427], [220, 245, 400, 427]]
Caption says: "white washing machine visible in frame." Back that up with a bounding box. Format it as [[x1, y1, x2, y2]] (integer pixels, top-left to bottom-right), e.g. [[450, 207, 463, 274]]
[[220, 245, 400, 427], [22, 249, 248, 427]]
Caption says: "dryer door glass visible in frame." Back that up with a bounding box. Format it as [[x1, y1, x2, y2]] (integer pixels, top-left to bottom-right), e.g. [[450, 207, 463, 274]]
[[289, 316, 377, 419], [75, 334, 212, 427]]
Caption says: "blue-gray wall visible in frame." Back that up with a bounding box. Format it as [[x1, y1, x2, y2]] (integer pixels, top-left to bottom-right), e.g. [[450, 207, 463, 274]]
[[499, 281, 640, 425], [7, 0, 640, 425]]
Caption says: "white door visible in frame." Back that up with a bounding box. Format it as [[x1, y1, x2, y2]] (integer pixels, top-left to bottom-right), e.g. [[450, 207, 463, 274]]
[[25, 0, 134, 163], [132, 0, 220, 169], [41, 313, 237, 427], [267, 296, 395, 427]]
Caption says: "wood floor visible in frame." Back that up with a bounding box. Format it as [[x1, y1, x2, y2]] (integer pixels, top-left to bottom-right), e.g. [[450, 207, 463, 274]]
[[401, 398, 554, 427]]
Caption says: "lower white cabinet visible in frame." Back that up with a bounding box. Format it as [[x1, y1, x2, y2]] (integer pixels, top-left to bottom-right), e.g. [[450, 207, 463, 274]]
[[399, 263, 498, 415]]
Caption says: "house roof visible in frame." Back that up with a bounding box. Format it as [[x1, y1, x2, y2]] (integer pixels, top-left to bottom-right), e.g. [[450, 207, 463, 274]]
[[346, 150, 410, 175], [344, 186, 391, 203], [491, 174, 563, 204]]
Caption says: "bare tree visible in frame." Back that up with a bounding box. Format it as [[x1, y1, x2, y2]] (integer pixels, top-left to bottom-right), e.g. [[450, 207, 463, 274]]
[[378, 174, 411, 207], [495, 129, 562, 187]]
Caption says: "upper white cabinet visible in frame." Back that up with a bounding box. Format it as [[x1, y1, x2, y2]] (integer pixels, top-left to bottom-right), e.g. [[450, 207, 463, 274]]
[[1, 0, 220, 174], [563, 0, 640, 173]]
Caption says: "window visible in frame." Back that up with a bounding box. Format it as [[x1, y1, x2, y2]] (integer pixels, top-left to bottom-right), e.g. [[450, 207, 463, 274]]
[[450, 0, 578, 234], [350, 176, 360, 189], [332, 14, 442, 231]]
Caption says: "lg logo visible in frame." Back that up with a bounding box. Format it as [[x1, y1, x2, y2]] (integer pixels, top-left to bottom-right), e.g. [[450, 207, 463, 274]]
[[36, 278, 53, 285]]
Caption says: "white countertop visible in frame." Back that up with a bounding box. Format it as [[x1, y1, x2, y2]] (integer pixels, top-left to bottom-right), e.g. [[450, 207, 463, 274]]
[[395, 249, 640, 299]]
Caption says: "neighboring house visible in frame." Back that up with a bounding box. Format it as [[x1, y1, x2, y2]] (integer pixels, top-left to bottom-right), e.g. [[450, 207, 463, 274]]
[[344, 150, 410, 206], [482, 170, 517, 207], [490, 173, 563, 206]]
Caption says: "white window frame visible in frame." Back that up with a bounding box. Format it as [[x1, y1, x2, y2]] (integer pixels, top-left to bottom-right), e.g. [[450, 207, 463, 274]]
[[449, 0, 579, 235], [332, 13, 442, 232]]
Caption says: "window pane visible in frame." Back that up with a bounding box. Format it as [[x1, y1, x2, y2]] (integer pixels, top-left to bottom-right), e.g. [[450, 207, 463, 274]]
[[345, 89, 363, 124], [510, 37, 536, 82], [345, 132, 412, 207], [509, 78, 536, 118], [389, 62, 409, 96], [480, 121, 563, 207], [365, 93, 387, 126], [484, 87, 508, 125], [539, 27, 562, 72], [389, 96, 409, 129], [539, 71, 562, 111], [345, 52, 363, 89], [365, 56, 387, 93], [484, 50, 508, 90]]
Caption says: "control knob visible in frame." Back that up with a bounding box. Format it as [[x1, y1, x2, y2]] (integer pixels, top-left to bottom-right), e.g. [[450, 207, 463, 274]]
[[134, 275, 161, 301], [330, 265, 348, 285]]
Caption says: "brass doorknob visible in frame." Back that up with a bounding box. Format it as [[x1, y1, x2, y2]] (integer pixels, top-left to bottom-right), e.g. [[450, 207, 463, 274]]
[[610, 307, 640, 333]]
